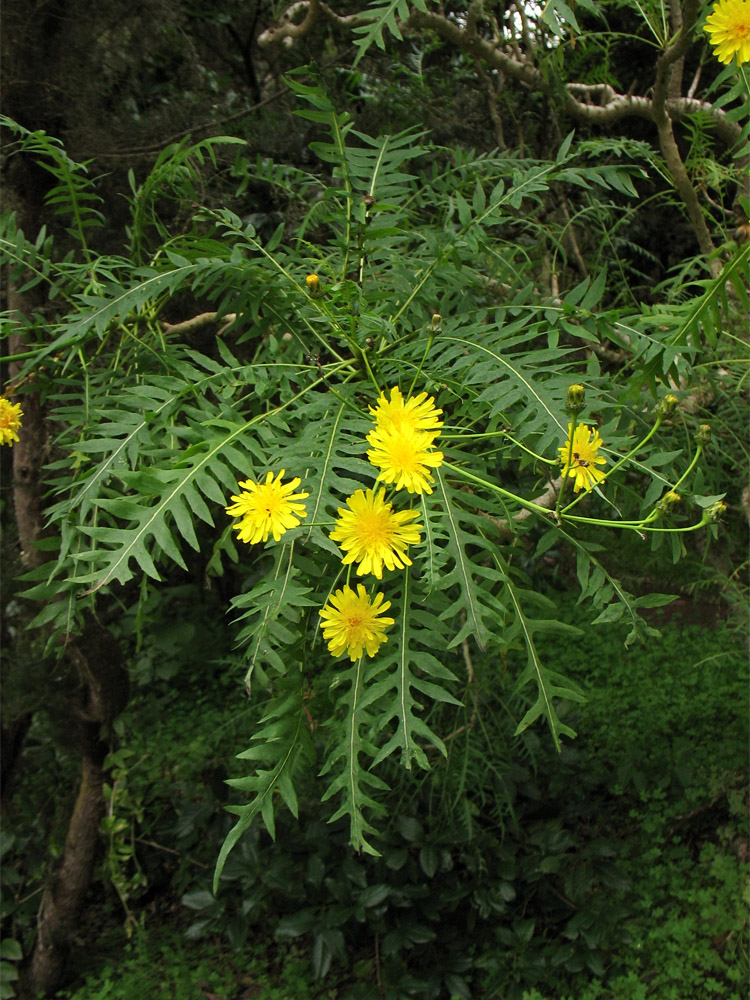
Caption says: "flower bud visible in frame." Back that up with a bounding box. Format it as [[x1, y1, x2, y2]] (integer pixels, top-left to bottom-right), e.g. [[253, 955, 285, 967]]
[[306, 273, 322, 297], [565, 384, 586, 415], [657, 490, 681, 515], [697, 424, 712, 446], [707, 501, 727, 522], [656, 394, 678, 419], [430, 313, 442, 332]]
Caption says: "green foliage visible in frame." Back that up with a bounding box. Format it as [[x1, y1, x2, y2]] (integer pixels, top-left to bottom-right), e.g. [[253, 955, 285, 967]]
[[1, 68, 746, 927], [351, 0, 429, 66], [52, 927, 334, 1000], [174, 609, 746, 1000]]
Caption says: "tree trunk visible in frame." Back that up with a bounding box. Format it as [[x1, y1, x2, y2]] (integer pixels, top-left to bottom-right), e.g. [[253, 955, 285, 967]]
[[26, 755, 105, 996], [24, 622, 129, 997]]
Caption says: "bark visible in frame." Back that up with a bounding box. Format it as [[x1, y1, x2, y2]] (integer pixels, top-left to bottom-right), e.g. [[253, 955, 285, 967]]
[[651, 0, 718, 273], [26, 756, 105, 996], [25, 623, 129, 997]]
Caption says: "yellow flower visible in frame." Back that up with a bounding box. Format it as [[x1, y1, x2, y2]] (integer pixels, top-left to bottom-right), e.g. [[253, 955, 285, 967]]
[[558, 423, 607, 493], [704, 0, 750, 64], [369, 386, 443, 439], [305, 273, 322, 297], [330, 488, 423, 579], [225, 469, 309, 544], [0, 398, 22, 447], [319, 584, 394, 660], [367, 425, 444, 495]]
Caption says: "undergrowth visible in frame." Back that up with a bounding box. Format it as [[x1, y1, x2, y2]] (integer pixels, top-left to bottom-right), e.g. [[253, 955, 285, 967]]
[[39, 607, 749, 1000]]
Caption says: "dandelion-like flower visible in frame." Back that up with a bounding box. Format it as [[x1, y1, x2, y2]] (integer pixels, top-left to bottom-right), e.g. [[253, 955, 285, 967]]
[[704, 0, 750, 64], [225, 470, 309, 544], [367, 425, 444, 495], [330, 488, 423, 579], [0, 398, 22, 447], [319, 584, 394, 660], [369, 385, 443, 438], [558, 423, 607, 494]]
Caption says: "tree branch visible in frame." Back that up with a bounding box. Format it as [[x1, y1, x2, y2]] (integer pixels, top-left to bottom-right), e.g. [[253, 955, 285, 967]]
[[651, 0, 718, 269], [161, 311, 237, 335], [254, 1, 738, 267]]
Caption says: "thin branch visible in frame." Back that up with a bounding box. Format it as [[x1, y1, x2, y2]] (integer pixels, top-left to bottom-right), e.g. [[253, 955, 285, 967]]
[[474, 59, 506, 150], [651, 0, 718, 270], [161, 312, 237, 335], [257, 0, 320, 47]]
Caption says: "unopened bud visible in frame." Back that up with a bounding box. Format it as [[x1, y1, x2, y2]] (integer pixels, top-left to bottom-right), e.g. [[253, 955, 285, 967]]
[[430, 313, 442, 332], [657, 491, 681, 515], [656, 394, 678, 419], [697, 424, 711, 446], [305, 273, 322, 297], [565, 384, 586, 415], [707, 501, 727, 522]]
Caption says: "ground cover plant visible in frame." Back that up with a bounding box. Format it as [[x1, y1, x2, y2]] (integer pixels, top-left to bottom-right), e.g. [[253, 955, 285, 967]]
[[9, 608, 746, 1000], [1, 2, 749, 998]]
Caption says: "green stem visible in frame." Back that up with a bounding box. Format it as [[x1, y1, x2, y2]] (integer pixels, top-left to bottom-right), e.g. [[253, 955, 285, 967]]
[[502, 430, 558, 465], [669, 443, 703, 493], [359, 345, 381, 394], [605, 416, 663, 480], [554, 414, 579, 516], [442, 461, 554, 517], [407, 331, 434, 399], [562, 512, 708, 532]]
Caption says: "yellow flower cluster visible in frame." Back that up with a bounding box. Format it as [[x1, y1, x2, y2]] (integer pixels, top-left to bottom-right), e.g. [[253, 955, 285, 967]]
[[224, 386, 444, 662], [321, 386, 444, 661], [0, 398, 23, 447], [366, 386, 444, 495]]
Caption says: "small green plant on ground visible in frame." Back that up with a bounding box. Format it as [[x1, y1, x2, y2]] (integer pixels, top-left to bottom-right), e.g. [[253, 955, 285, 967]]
[[53, 926, 339, 1000]]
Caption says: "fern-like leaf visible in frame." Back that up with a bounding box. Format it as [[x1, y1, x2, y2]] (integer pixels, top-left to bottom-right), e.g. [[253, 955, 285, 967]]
[[214, 691, 313, 892], [319, 651, 389, 856], [504, 579, 585, 751], [370, 571, 461, 770]]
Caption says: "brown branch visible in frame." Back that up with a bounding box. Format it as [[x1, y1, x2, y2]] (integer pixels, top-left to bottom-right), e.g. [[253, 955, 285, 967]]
[[474, 59, 506, 150], [651, 0, 718, 271], [161, 311, 237, 335], [257, 0, 321, 47], [256, 0, 373, 48], [668, 0, 685, 100]]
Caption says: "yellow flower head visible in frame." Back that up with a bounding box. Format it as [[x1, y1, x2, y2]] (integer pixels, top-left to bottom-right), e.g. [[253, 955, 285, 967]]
[[0, 398, 22, 447], [705, 0, 750, 64], [558, 423, 607, 494], [330, 488, 423, 579], [225, 469, 309, 544], [305, 273, 322, 297], [367, 425, 444, 495], [369, 385, 443, 439], [319, 584, 394, 661]]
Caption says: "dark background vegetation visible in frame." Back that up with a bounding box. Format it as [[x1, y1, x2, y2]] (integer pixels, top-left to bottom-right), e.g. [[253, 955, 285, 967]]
[[1, 2, 748, 998]]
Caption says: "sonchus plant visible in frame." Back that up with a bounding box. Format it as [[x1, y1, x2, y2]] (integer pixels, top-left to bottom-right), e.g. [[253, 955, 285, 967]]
[[0, 69, 744, 893]]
